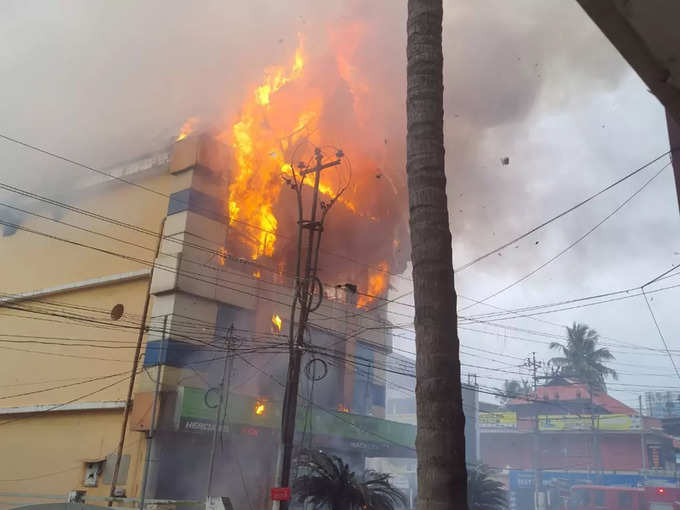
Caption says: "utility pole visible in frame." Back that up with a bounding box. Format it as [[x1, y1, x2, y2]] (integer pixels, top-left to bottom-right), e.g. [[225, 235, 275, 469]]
[[108, 218, 165, 505], [534, 414, 543, 510], [587, 383, 602, 482], [639, 395, 648, 486], [525, 352, 543, 391], [139, 315, 168, 510], [274, 148, 343, 510], [206, 324, 235, 499], [525, 352, 544, 509]]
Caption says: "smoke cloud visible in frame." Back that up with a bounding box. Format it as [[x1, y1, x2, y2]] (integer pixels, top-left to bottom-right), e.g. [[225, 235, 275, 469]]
[[2, 0, 678, 407]]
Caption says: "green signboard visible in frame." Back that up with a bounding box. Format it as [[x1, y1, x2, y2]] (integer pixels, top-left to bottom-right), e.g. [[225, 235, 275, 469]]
[[176, 386, 416, 455]]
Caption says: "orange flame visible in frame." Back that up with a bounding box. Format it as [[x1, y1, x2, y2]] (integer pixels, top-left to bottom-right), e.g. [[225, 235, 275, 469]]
[[253, 270, 262, 279], [217, 247, 227, 266], [176, 117, 199, 142], [224, 35, 312, 260], [356, 261, 389, 308], [255, 401, 266, 415], [217, 28, 407, 295], [271, 314, 282, 333], [224, 34, 358, 261]]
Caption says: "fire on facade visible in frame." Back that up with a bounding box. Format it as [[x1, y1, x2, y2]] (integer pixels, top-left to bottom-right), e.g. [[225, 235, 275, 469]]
[[120, 27, 414, 507], [175, 30, 409, 309]]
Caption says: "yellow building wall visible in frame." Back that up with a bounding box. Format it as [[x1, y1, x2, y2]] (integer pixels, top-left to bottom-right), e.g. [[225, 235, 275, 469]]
[[0, 409, 146, 505], [0, 169, 172, 295], [0, 278, 153, 502], [0, 279, 152, 408]]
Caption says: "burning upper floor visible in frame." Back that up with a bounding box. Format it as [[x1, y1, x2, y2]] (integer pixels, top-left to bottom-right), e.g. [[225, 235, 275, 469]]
[[173, 29, 409, 308]]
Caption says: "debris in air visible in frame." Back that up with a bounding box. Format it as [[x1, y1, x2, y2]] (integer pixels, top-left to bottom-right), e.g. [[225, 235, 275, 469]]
[[501, 157, 510, 165]]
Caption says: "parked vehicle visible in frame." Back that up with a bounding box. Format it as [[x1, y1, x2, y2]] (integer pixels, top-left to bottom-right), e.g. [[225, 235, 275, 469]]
[[566, 485, 680, 510]]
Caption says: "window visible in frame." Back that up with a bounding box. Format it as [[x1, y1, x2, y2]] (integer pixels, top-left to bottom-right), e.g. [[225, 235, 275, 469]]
[[593, 490, 605, 507], [618, 492, 633, 509]]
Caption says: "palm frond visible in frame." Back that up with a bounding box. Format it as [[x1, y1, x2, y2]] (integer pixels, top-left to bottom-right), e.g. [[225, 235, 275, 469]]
[[294, 450, 406, 510], [467, 464, 507, 510]]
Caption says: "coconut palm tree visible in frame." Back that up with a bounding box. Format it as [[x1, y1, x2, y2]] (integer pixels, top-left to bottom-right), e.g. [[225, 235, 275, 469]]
[[549, 322, 618, 392], [293, 450, 407, 510], [407, 0, 468, 508], [498, 379, 532, 404], [467, 465, 507, 510]]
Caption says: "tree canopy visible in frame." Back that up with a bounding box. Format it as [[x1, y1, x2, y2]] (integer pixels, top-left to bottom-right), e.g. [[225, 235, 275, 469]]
[[467, 464, 507, 510], [498, 379, 532, 404], [549, 322, 618, 392], [293, 450, 407, 510]]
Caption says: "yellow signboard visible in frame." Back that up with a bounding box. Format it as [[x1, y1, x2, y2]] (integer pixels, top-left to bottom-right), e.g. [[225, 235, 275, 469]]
[[537, 414, 641, 431], [480, 411, 517, 429]]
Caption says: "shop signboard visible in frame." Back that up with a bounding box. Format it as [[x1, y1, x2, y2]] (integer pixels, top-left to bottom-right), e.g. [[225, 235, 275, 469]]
[[175, 386, 417, 455], [537, 414, 641, 431], [480, 411, 517, 430]]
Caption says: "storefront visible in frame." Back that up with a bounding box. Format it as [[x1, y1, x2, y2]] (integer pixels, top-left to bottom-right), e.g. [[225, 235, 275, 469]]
[[149, 386, 416, 508]]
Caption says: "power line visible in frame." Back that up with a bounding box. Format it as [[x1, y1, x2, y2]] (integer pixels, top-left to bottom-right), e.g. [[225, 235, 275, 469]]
[[3, 132, 677, 290], [0, 135, 407, 284], [460, 160, 672, 310], [641, 289, 680, 381], [454, 150, 675, 272]]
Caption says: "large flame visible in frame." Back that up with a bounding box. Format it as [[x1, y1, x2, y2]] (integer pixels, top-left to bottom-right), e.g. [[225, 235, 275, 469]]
[[356, 261, 389, 308], [212, 27, 409, 306], [223, 35, 315, 260]]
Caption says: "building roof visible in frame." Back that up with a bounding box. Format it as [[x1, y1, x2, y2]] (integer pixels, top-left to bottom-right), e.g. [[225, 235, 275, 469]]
[[510, 381, 637, 415]]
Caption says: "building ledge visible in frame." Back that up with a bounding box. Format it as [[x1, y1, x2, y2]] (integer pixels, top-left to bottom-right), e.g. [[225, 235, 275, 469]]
[[0, 269, 150, 304], [0, 401, 126, 415]]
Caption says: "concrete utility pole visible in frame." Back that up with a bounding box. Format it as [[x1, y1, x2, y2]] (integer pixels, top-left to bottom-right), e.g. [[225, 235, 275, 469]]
[[639, 395, 648, 485], [139, 315, 168, 510], [525, 352, 543, 391], [533, 406, 543, 510], [274, 148, 343, 510], [526, 352, 544, 509], [109, 218, 165, 505], [206, 325, 235, 499]]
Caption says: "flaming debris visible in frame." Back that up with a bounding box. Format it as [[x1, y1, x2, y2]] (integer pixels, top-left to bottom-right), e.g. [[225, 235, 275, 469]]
[[176, 117, 199, 141], [356, 261, 389, 308], [254, 401, 266, 416], [217, 247, 227, 266], [271, 314, 282, 333]]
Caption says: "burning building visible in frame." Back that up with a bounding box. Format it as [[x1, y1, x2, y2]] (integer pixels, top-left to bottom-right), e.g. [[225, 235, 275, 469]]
[[0, 28, 412, 509], [133, 133, 414, 507]]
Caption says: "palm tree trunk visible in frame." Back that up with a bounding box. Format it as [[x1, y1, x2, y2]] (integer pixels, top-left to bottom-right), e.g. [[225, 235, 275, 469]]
[[406, 1, 468, 508]]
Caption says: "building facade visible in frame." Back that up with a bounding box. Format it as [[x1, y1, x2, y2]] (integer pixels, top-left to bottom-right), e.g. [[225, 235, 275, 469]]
[[480, 379, 677, 510], [0, 135, 415, 509]]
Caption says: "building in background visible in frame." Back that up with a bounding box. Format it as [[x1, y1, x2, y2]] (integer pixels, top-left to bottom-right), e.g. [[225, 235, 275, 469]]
[[645, 391, 680, 418], [0, 135, 416, 509], [480, 377, 677, 510]]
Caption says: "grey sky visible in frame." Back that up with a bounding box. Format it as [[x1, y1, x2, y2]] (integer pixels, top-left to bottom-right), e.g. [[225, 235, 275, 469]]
[[1, 0, 678, 409]]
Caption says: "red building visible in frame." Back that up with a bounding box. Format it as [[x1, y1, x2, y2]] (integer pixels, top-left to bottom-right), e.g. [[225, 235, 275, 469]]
[[480, 378, 678, 510]]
